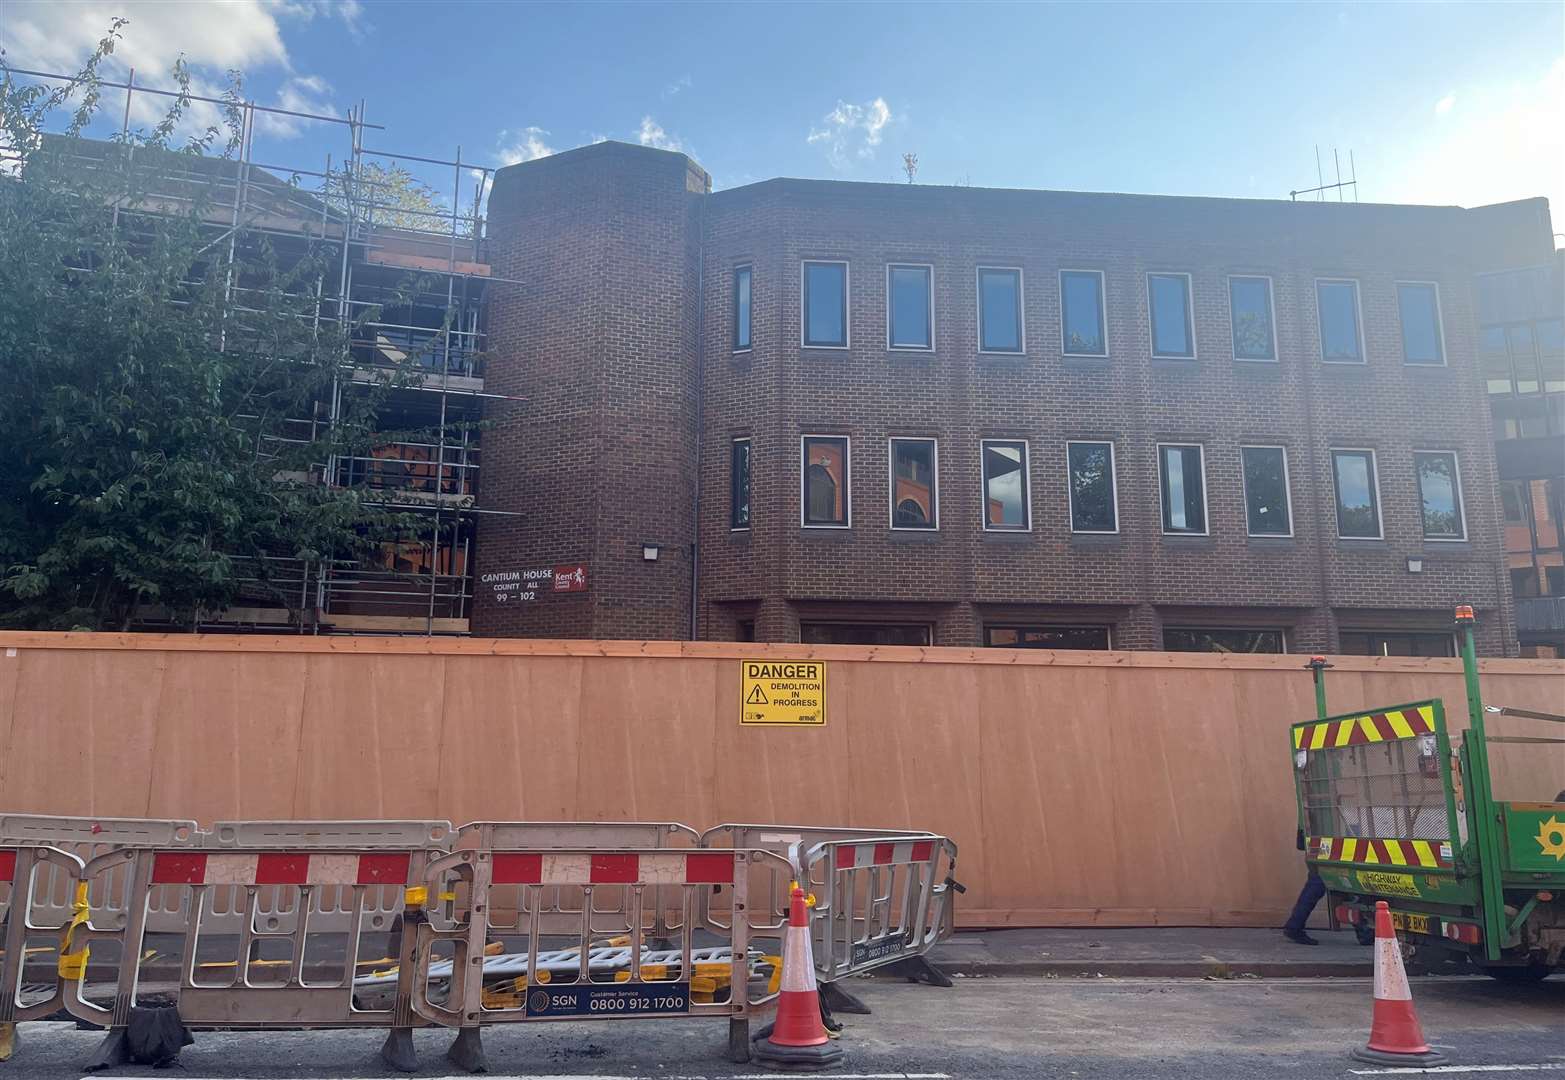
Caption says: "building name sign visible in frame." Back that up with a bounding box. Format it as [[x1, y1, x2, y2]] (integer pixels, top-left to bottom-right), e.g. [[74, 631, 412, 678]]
[[482, 563, 589, 604]]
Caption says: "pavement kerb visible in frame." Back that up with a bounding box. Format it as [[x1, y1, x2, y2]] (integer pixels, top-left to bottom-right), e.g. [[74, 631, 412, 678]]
[[918, 958, 1374, 979]]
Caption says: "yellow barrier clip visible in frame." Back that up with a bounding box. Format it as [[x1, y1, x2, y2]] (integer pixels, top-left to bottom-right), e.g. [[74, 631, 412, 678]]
[[404, 886, 429, 909], [788, 881, 818, 909], [57, 882, 91, 980]]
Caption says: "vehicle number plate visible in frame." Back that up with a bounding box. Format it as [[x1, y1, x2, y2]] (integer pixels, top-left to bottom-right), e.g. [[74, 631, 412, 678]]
[[1389, 912, 1430, 934]]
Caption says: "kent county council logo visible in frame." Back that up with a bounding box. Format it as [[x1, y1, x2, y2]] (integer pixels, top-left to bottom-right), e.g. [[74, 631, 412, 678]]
[[1536, 816, 1565, 861]]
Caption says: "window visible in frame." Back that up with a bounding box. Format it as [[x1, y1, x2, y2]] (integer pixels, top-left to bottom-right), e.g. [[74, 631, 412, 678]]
[[1511, 324, 1540, 393], [1164, 628, 1285, 653], [801, 435, 849, 527], [981, 439, 1030, 530], [985, 626, 1111, 650], [1060, 269, 1106, 356], [890, 437, 938, 529], [1331, 449, 1381, 539], [800, 623, 931, 646], [977, 267, 1023, 353], [1414, 451, 1465, 540], [1240, 446, 1292, 537], [1396, 282, 1444, 365], [1158, 444, 1207, 535], [1513, 566, 1541, 599], [1338, 631, 1455, 658], [730, 438, 751, 530], [1066, 441, 1118, 533], [1483, 325, 1513, 394], [1147, 272, 1195, 359], [733, 266, 752, 351], [802, 261, 848, 348], [1316, 279, 1364, 363], [1228, 276, 1276, 361], [887, 264, 933, 350], [1540, 319, 1565, 392], [736, 620, 756, 642]]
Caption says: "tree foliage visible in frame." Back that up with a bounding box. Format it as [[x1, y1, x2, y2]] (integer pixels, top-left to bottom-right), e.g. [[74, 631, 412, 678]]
[[0, 24, 439, 631]]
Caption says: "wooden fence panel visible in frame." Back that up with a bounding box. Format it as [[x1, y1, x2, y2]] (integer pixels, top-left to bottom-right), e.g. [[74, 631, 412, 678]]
[[0, 632, 1560, 927]]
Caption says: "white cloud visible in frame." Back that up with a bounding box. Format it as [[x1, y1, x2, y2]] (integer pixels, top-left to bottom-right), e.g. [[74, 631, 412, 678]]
[[663, 74, 691, 99], [495, 126, 555, 166], [806, 97, 892, 168], [1378, 58, 1565, 218], [1434, 92, 1456, 116], [637, 116, 683, 152], [0, 1, 349, 139]]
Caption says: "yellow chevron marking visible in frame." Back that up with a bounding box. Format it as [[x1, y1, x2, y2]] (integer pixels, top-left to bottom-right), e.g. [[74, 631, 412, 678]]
[[1361, 843, 1380, 864], [1387, 711, 1416, 739], [1386, 841, 1409, 866], [1294, 726, 1305, 749], [1334, 720, 1355, 748], [1416, 705, 1435, 731], [1309, 723, 1329, 750], [1410, 840, 1436, 867], [1359, 715, 1384, 743], [1342, 838, 1359, 862]]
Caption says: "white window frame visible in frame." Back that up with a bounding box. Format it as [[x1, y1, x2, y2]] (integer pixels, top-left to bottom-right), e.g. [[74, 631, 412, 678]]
[[1315, 277, 1367, 364], [1156, 442, 1210, 537], [886, 263, 935, 352], [800, 433, 852, 529], [800, 260, 850, 350], [733, 264, 753, 354], [1413, 448, 1468, 542], [887, 436, 940, 531], [975, 266, 1026, 355], [979, 437, 1032, 532], [1239, 444, 1295, 538], [1329, 446, 1384, 540], [1395, 280, 1448, 367], [1146, 272, 1197, 360], [1065, 439, 1120, 535], [1059, 268, 1109, 358], [1227, 274, 1279, 363], [730, 436, 752, 532]]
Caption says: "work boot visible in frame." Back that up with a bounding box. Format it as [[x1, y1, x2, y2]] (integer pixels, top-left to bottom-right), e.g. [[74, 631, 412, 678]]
[[1283, 928, 1319, 946]]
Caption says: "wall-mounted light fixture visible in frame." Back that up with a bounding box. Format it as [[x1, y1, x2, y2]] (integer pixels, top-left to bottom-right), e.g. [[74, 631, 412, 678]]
[[642, 543, 661, 562], [1406, 555, 1424, 574]]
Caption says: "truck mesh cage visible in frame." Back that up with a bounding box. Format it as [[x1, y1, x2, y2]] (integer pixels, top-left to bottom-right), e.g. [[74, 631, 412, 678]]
[[1299, 736, 1449, 840]]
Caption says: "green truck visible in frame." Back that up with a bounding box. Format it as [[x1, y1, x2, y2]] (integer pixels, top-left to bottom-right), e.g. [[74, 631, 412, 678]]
[[1291, 608, 1564, 981]]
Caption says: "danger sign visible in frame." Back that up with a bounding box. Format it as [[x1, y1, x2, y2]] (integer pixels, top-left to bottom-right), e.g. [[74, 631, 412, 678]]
[[740, 660, 826, 726]]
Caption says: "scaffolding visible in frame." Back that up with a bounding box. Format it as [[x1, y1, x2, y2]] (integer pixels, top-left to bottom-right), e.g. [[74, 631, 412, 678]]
[[3, 65, 522, 636]]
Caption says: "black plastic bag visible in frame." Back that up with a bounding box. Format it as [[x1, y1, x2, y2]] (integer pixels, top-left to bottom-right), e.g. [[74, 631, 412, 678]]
[[124, 1006, 194, 1068]]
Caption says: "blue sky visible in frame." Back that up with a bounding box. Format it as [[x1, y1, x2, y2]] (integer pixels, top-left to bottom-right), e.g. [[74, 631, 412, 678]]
[[4, 1, 1562, 219]]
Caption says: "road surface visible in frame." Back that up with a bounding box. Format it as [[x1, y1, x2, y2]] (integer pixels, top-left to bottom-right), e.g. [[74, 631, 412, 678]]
[[6, 975, 1562, 1078]]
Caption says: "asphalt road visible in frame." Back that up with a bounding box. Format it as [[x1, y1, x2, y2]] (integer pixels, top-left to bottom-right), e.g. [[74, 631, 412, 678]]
[[6, 975, 1563, 1079]]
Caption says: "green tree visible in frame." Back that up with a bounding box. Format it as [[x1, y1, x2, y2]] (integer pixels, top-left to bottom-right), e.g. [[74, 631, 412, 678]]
[[0, 25, 437, 631], [326, 161, 459, 234]]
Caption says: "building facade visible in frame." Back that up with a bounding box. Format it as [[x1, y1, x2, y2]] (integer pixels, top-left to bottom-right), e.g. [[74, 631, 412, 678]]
[[468, 140, 1558, 656]]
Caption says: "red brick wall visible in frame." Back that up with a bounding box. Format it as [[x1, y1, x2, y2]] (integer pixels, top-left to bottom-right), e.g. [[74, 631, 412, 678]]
[[472, 143, 708, 639], [478, 143, 1548, 655], [694, 184, 1549, 655]]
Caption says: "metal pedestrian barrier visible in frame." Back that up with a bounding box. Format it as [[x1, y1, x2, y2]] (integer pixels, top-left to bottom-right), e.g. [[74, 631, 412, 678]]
[[0, 814, 958, 1073]]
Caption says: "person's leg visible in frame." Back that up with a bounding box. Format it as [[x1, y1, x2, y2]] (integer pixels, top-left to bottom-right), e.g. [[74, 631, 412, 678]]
[[1283, 870, 1325, 943]]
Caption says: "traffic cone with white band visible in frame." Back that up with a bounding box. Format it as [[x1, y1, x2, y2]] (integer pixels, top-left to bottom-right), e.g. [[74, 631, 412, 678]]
[[1349, 901, 1447, 1067], [751, 885, 843, 1072]]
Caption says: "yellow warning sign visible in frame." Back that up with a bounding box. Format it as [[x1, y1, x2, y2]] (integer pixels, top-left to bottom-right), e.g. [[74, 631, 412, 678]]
[[741, 660, 826, 726]]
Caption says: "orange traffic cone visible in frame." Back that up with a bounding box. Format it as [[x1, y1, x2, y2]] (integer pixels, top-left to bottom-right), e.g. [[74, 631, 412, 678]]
[[1350, 901, 1447, 1067], [751, 885, 843, 1072]]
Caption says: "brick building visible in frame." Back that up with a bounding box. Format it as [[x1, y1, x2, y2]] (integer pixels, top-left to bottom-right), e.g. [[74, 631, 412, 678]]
[[468, 140, 1558, 656]]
